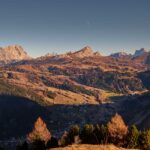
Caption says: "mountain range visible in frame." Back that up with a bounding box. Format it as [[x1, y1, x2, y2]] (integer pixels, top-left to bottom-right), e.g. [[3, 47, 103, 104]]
[[0, 45, 150, 140], [0, 45, 150, 65]]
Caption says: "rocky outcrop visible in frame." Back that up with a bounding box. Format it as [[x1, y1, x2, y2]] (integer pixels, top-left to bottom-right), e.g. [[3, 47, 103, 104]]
[[133, 48, 149, 57], [110, 52, 131, 58], [0, 45, 31, 64], [68, 46, 101, 58]]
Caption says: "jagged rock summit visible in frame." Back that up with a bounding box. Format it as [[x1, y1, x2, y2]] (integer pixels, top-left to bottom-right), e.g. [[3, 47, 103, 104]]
[[68, 46, 101, 58], [110, 52, 130, 58], [0, 45, 31, 63], [133, 48, 149, 57], [110, 48, 150, 60]]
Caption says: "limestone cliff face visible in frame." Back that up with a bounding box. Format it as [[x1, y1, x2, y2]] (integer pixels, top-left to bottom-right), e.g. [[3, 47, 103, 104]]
[[0, 45, 31, 63]]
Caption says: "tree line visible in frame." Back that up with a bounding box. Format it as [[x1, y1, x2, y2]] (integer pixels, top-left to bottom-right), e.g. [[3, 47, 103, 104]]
[[0, 113, 150, 150]]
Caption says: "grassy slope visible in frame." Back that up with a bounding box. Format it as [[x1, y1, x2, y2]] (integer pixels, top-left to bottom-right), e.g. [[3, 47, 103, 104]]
[[0, 79, 46, 105], [51, 144, 138, 150]]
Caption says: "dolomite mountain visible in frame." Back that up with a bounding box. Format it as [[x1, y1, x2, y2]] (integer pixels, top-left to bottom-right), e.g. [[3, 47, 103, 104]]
[[110, 52, 130, 58], [0, 45, 31, 64], [0, 45, 150, 65], [67, 46, 101, 58], [133, 48, 149, 57]]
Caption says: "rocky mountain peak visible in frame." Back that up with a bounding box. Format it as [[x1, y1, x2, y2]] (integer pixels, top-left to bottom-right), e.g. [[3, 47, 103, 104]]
[[69, 46, 96, 58], [140, 48, 148, 52], [134, 48, 149, 57], [0, 45, 31, 63], [44, 53, 53, 57], [110, 52, 129, 58], [79, 46, 93, 53]]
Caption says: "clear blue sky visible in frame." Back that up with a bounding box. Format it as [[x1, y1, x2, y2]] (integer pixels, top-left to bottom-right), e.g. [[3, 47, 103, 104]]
[[0, 0, 150, 57]]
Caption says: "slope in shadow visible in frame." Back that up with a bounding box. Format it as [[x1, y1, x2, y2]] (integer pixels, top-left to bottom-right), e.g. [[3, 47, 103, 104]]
[[0, 93, 150, 140], [118, 92, 150, 129], [0, 95, 49, 140]]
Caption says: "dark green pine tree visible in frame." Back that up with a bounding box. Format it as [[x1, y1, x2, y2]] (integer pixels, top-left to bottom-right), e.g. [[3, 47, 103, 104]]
[[80, 124, 96, 144], [67, 125, 80, 144], [139, 129, 150, 150], [93, 124, 108, 144], [100, 124, 109, 144], [93, 124, 101, 144], [127, 125, 139, 148]]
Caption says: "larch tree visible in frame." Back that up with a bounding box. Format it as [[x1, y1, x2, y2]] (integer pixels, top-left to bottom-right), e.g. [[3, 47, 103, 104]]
[[27, 117, 51, 143], [107, 113, 128, 146]]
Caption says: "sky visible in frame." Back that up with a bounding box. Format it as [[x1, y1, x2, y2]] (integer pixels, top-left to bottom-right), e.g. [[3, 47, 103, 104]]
[[0, 0, 150, 57]]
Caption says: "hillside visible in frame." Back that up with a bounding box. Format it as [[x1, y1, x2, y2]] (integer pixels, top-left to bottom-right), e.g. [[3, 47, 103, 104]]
[[0, 45, 150, 140], [0, 46, 149, 105], [118, 92, 150, 129], [0, 92, 149, 140], [0, 95, 50, 140]]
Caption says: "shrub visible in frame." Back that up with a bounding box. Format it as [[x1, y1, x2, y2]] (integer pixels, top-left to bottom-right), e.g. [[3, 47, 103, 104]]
[[46, 91, 56, 99]]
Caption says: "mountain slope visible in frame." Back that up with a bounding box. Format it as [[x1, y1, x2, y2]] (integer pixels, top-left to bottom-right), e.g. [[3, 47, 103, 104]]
[[0, 45, 150, 140], [0, 95, 49, 140], [117, 92, 150, 129], [0, 46, 149, 105], [0, 92, 149, 140]]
